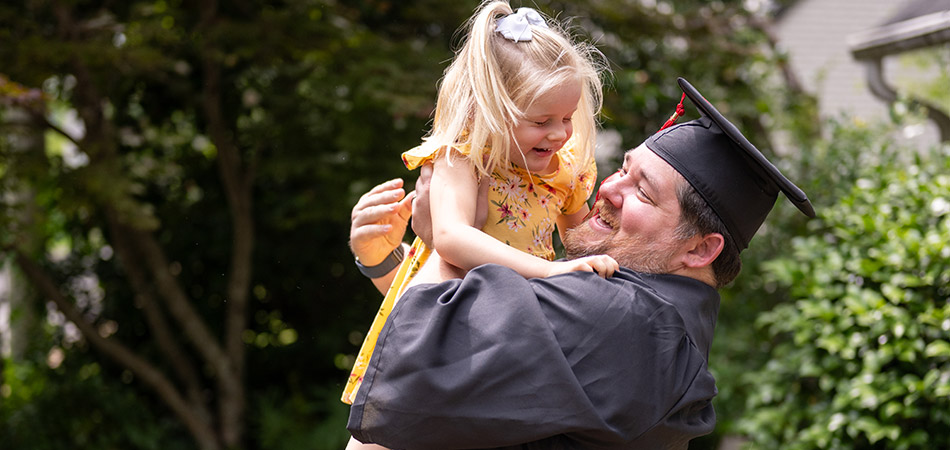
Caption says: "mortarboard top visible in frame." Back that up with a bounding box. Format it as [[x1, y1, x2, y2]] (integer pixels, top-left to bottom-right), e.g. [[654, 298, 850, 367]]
[[645, 77, 815, 253]]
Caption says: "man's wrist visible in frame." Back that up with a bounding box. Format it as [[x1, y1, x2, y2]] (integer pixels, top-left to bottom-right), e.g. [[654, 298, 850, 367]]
[[355, 245, 405, 279]]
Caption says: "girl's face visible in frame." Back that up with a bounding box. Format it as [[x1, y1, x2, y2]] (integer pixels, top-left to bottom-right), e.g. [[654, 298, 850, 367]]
[[510, 81, 582, 174]]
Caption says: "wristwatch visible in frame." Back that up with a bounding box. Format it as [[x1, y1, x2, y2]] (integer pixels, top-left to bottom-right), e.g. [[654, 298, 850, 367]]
[[354, 244, 405, 279]]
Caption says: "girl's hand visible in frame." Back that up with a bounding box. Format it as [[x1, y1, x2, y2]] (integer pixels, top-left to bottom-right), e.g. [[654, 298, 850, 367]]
[[350, 178, 414, 266], [546, 255, 619, 279]]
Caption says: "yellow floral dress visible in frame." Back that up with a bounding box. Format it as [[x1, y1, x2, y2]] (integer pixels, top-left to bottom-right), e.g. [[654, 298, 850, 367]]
[[341, 137, 596, 404]]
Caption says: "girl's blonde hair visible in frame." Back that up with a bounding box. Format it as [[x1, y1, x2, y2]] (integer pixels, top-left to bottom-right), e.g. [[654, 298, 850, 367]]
[[422, 0, 606, 179]]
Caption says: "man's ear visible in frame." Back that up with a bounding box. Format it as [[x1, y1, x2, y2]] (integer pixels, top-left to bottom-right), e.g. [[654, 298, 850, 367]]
[[682, 233, 724, 268]]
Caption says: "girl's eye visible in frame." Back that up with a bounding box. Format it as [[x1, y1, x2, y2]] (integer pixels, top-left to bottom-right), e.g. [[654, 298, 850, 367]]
[[534, 120, 548, 126]]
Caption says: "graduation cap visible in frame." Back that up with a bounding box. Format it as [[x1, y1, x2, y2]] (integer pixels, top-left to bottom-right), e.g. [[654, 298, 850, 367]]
[[645, 77, 815, 253]]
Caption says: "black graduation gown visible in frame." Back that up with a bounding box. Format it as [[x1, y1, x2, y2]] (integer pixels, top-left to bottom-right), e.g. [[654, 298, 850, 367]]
[[347, 264, 720, 449]]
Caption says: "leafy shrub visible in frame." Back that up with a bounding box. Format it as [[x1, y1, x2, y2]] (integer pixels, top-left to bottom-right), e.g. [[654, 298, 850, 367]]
[[0, 357, 193, 450], [253, 385, 351, 450], [738, 139, 950, 449]]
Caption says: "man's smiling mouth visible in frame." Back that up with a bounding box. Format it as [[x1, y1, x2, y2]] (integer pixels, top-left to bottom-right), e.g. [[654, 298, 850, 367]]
[[590, 202, 618, 230]]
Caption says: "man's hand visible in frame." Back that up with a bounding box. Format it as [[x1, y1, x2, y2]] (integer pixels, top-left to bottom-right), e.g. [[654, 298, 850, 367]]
[[350, 178, 414, 266], [410, 164, 434, 246]]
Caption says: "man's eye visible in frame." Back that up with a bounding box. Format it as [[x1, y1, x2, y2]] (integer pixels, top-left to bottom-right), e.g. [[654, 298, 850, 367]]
[[638, 188, 653, 203]]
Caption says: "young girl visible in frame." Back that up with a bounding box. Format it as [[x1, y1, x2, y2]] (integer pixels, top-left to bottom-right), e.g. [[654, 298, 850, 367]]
[[343, 0, 616, 419]]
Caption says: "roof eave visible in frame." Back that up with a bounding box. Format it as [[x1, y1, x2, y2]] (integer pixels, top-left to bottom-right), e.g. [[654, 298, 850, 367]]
[[849, 10, 950, 60]]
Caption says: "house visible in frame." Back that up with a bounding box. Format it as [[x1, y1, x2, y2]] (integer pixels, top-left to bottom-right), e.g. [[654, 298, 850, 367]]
[[773, 0, 949, 147]]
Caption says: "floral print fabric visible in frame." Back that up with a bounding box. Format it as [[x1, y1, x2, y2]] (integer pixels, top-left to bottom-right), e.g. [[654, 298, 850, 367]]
[[402, 137, 596, 260]]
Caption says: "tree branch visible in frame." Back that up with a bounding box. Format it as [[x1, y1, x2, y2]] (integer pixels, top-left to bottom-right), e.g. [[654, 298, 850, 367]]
[[13, 249, 221, 450], [53, 0, 236, 409], [44, 2, 242, 448], [202, 59, 254, 380], [198, 1, 253, 445], [39, 115, 83, 148], [127, 224, 236, 378], [51, 2, 116, 160], [748, 15, 807, 95], [107, 216, 211, 420]]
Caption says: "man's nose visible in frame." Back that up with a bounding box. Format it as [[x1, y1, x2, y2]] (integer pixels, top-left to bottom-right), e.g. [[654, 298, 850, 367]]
[[595, 171, 623, 207]]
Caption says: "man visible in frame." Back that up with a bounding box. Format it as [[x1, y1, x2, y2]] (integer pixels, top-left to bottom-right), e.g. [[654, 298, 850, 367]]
[[345, 78, 814, 449]]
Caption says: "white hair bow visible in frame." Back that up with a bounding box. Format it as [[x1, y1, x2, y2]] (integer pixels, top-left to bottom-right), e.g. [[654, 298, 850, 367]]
[[495, 7, 548, 42]]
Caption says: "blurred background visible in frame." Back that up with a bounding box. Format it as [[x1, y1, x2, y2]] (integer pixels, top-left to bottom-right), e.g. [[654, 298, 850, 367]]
[[1, 0, 947, 449]]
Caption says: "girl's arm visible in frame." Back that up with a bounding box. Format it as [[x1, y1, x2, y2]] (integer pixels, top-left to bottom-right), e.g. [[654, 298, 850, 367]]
[[430, 151, 616, 278]]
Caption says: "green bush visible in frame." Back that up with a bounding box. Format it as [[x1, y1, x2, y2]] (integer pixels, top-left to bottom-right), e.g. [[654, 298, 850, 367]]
[[253, 385, 351, 450], [0, 356, 193, 450], [738, 137, 950, 448]]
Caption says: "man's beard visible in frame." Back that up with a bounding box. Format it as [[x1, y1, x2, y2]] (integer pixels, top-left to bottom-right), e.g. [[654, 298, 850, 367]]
[[563, 203, 678, 274]]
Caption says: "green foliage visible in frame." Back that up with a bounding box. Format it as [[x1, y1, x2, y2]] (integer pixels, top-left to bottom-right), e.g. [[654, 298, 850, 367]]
[[1, 354, 192, 450], [1, 1, 464, 448], [253, 385, 350, 450], [737, 127, 950, 448], [896, 46, 950, 117], [546, 0, 774, 145]]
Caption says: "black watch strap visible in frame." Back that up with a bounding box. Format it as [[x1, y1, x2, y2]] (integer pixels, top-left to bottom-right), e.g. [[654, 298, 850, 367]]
[[355, 245, 406, 278]]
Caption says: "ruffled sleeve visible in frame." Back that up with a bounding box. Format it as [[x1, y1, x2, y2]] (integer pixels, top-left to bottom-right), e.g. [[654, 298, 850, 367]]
[[401, 144, 438, 170], [402, 144, 471, 170]]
